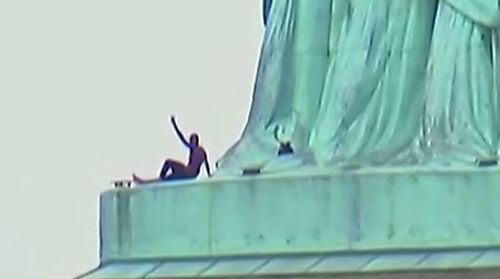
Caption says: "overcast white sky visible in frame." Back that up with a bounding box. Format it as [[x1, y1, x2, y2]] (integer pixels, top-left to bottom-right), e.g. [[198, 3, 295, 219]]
[[0, 1, 263, 278]]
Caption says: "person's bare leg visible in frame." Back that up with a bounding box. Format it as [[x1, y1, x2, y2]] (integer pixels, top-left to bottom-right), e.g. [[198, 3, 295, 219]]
[[132, 160, 187, 186], [160, 159, 186, 179], [132, 173, 162, 185]]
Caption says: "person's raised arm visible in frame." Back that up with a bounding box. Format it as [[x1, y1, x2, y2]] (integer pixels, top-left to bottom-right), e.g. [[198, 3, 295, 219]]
[[170, 115, 189, 147]]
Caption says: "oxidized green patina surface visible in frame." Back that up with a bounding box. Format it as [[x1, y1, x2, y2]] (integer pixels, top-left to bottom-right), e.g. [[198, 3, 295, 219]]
[[79, 167, 500, 278], [99, 167, 500, 262], [217, 0, 500, 173]]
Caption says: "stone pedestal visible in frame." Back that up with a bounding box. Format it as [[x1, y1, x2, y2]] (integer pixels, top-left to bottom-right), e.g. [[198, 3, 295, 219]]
[[77, 167, 500, 278]]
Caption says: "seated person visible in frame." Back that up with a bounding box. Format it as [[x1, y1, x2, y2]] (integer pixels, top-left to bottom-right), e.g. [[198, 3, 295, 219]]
[[133, 115, 211, 184]]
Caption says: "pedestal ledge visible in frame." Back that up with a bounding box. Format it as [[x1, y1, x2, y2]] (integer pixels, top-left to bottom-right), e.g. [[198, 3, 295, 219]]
[[78, 166, 500, 278]]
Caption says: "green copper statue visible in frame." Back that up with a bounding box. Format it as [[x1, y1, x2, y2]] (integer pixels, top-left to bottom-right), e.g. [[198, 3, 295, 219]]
[[421, 1, 500, 165], [217, 0, 500, 174]]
